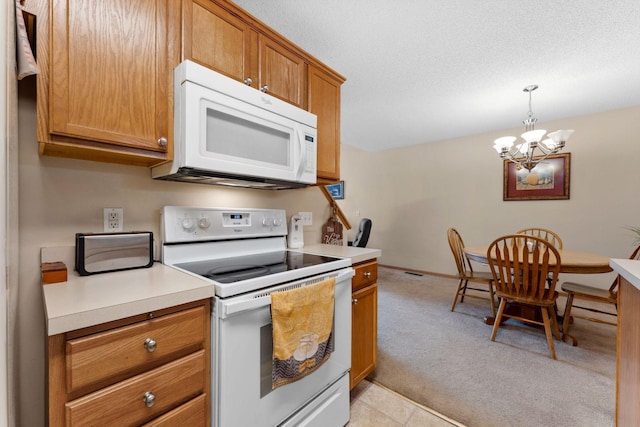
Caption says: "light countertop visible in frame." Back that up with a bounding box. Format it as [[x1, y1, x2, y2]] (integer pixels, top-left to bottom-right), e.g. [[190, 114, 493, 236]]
[[42, 247, 214, 336], [610, 258, 640, 291], [42, 243, 381, 336], [300, 244, 381, 265]]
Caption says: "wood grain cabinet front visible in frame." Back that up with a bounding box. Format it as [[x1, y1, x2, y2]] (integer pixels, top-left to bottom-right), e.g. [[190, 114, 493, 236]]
[[350, 260, 378, 389], [185, 0, 307, 108], [47, 300, 211, 427], [308, 65, 344, 182], [36, 0, 181, 166], [186, 0, 258, 86]]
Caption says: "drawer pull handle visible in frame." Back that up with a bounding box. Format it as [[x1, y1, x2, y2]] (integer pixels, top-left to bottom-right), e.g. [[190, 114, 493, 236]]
[[157, 137, 168, 147], [352, 298, 358, 305], [144, 338, 157, 353], [143, 391, 156, 408], [363, 272, 372, 278]]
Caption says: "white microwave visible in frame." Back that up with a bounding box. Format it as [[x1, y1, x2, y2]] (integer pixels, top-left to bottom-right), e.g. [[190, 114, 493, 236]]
[[152, 60, 317, 189]]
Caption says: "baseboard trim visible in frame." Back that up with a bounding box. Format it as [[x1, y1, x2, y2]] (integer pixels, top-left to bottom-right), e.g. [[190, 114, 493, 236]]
[[378, 264, 457, 280]]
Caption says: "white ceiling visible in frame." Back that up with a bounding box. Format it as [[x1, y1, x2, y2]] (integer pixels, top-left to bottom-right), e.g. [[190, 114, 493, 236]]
[[233, 0, 640, 152]]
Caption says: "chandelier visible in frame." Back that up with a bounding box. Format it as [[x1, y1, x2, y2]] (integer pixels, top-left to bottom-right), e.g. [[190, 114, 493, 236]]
[[492, 85, 573, 171]]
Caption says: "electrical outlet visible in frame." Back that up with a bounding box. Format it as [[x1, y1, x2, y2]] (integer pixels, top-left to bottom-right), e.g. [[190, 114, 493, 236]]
[[104, 208, 123, 232], [298, 211, 313, 226]]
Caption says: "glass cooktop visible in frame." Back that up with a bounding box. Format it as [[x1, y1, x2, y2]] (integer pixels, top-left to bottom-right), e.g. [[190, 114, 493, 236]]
[[175, 251, 341, 283]]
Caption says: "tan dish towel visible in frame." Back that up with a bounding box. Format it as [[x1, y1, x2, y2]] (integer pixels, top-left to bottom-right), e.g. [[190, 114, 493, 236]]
[[271, 277, 336, 389]]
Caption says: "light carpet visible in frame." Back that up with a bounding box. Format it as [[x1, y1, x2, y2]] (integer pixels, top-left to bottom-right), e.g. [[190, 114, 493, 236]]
[[368, 267, 616, 427]]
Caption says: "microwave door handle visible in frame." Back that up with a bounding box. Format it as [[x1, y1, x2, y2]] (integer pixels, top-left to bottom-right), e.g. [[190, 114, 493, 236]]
[[296, 131, 306, 179]]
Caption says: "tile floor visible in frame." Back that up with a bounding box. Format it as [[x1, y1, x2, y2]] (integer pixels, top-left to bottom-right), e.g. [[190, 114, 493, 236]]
[[348, 380, 465, 427]]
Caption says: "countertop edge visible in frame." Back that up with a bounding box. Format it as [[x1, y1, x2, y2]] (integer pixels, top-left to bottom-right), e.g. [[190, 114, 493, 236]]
[[42, 259, 215, 336], [610, 258, 640, 290], [300, 244, 381, 264]]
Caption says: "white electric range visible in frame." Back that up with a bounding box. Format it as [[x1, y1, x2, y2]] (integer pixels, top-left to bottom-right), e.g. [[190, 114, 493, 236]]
[[161, 206, 354, 427]]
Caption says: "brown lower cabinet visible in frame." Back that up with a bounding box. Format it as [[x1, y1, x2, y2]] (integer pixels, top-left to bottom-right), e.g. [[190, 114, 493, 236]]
[[47, 299, 211, 426], [350, 260, 378, 389], [617, 277, 640, 426]]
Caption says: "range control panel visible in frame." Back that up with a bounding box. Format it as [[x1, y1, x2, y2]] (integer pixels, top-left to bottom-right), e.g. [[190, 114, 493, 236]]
[[162, 206, 287, 243]]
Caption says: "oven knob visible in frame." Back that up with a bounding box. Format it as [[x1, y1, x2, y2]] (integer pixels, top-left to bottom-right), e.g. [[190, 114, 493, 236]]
[[273, 218, 282, 226], [181, 218, 195, 231], [262, 218, 271, 227], [198, 217, 211, 229]]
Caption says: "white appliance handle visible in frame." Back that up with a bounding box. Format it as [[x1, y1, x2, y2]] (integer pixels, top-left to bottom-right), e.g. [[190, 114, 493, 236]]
[[221, 268, 354, 316], [295, 130, 306, 180]]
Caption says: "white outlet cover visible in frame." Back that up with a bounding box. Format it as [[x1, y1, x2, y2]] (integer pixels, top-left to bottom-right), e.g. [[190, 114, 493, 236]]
[[103, 208, 123, 232], [297, 212, 313, 226]]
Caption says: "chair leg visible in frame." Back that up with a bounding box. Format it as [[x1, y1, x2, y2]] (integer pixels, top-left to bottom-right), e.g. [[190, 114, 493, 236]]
[[562, 293, 574, 340], [541, 306, 557, 360], [451, 278, 466, 312], [491, 298, 506, 341], [488, 282, 496, 317], [460, 279, 468, 303], [549, 305, 561, 340]]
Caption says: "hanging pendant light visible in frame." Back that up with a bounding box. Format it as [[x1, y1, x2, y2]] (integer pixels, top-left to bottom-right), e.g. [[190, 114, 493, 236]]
[[493, 85, 573, 171]]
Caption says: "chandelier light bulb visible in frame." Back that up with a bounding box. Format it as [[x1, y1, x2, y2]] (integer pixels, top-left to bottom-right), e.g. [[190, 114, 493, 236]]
[[493, 136, 516, 153]]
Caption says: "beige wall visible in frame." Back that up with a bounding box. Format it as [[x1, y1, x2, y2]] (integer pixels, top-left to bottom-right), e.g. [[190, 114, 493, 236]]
[[15, 73, 640, 425], [337, 106, 640, 287]]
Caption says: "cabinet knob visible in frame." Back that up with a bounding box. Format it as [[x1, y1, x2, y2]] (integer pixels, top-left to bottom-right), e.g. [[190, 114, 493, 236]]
[[364, 272, 372, 279], [244, 77, 253, 86], [260, 85, 269, 93], [157, 137, 168, 147], [352, 298, 358, 305], [144, 338, 157, 353], [142, 391, 156, 408]]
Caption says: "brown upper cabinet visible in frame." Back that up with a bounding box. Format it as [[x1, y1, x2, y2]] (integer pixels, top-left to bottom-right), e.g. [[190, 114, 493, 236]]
[[185, 1, 307, 109], [186, 0, 259, 87], [37, 0, 181, 167], [308, 65, 342, 182], [36, 0, 345, 180]]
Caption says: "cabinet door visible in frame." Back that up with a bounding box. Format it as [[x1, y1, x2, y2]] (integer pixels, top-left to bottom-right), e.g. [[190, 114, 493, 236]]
[[186, 0, 258, 87], [49, 0, 175, 154], [350, 283, 378, 389], [308, 65, 343, 182], [259, 35, 307, 108]]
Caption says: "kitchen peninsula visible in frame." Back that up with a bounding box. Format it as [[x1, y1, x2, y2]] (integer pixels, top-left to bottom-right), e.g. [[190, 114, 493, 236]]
[[610, 258, 640, 426]]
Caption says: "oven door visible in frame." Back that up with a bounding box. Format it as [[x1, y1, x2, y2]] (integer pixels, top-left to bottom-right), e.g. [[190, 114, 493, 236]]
[[211, 268, 353, 427]]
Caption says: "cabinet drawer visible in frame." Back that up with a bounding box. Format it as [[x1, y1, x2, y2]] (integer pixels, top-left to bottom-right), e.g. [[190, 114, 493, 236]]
[[66, 305, 207, 394], [142, 393, 207, 427], [352, 261, 378, 292], [65, 350, 206, 426]]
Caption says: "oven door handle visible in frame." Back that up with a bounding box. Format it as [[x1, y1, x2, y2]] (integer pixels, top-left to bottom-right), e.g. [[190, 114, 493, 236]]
[[221, 268, 354, 317]]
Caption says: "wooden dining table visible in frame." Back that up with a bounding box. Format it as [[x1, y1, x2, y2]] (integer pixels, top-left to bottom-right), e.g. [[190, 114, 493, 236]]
[[463, 245, 612, 344], [464, 246, 613, 275]]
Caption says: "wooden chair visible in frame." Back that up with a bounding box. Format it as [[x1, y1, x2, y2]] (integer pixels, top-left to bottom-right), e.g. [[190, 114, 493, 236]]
[[487, 234, 562, 359], [516, 227, 563, 249], [447, 228, 496, 316], [561, 245, 640, 343]]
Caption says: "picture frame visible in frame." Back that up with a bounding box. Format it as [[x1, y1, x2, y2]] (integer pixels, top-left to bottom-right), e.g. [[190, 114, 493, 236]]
[[503, 153, 570, 201], [325, 181, 345, 200]]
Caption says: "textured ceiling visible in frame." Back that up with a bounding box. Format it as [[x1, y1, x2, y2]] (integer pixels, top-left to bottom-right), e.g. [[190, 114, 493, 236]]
[[233, 0, 640, 152]]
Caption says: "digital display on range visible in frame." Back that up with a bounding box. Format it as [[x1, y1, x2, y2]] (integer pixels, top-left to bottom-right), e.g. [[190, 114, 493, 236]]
[[223, 212, 251, 226], [305, 135, 314, 142]]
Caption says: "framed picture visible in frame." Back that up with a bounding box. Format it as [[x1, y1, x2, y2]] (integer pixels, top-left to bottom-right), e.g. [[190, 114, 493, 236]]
[[503, 153, 570, 201], [325, 181, 345, 200]]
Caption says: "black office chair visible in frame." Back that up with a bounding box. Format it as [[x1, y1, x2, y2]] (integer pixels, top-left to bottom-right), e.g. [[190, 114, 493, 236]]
[[348, 218, 372, 248]]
